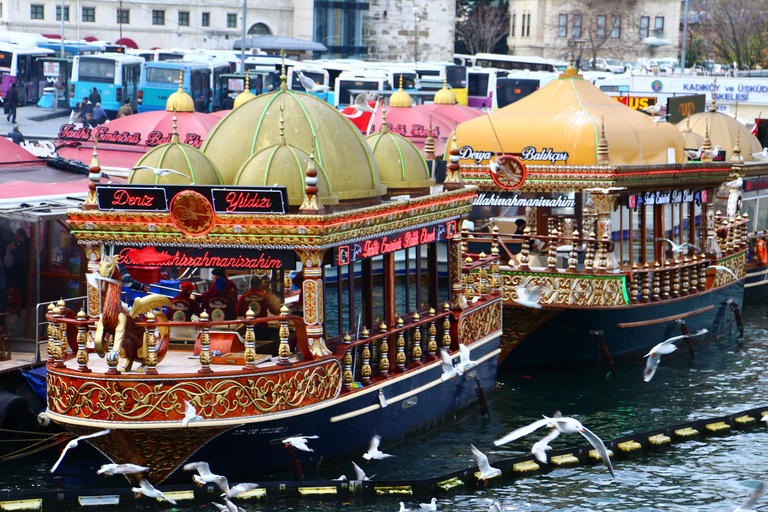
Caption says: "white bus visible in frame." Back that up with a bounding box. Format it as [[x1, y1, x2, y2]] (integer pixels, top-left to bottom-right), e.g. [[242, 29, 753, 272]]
[[0, 42, 54, 105], [70, 53, 144, 114], [473, 53, 557, 73]]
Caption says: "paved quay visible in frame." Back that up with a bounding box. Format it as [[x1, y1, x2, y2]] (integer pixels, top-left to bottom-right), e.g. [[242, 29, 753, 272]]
[[4, 104, 70, 141]]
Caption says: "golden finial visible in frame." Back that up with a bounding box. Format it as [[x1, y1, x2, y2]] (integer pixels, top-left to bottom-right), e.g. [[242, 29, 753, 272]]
[[597, 115, 610, 165], [171, 109, 179, 145], [709, 78, 717, 112], [280, 49, 287, 91], [734, 101, 739, 119], [731, 129, 743, 163], [424, 114, 436, 160], [177, 70, 184, 92], [399, 73, 404, 91], [380, 106, 388, 134], [278, 103, 286, 145], [300, 137, 325, 214]]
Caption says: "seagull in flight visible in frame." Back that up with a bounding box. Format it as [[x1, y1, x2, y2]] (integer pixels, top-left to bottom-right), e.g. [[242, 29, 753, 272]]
[[363, 434, 394, 460], [50, 429, 111, 473], [440, 347, 460, 381], [585, 187, 626, 195], [219, 481, 259, 499], [733, 481, 766, 511], [513, 284, 543, 309], [182, 400, 203, 427], [132, 166, 192, 180], [531, 414, 562, 463], [353, 92, 375, 112], [97, 463, 149, 476], [297, 71, 329, 92], [752, 147, 768, 160], [656, 238, 702, 256], [470, 444, 502, 480], [132, 477, 177, 504], [455, 344, 476, 374], [711, 265, 738, 280], [352, 461, 374, 481], [643, 329, 708, 382], [212, 497, 245, 512], [183, 461, 226, 488], [419, 497, 438, 510], [495, 414, 615, 479], [282, 435, 319, 452]]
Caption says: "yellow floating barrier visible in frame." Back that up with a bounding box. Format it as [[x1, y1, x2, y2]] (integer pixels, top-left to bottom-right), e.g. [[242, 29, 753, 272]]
[[474, 470, 502, 481], [374, 486, 412, 495], [734, 415, 756, 427], [675, 427, 699, 439], [0, 499, 42, 511], [436, 478, 463, 491], [648, 434, 671, 446], [617, 440, 642, 453], [512, 460, 540, 472], [162, 490, 194, 502], [236, 488, 266, 499], [78, 495, 120, 506], [298, 487, 337, 496], [588, 449, 614, 461], [705, 421, 730, 433], [550, 454, 579, 466]]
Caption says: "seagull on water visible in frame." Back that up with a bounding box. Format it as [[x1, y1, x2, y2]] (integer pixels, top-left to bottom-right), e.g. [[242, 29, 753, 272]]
[[470, 444, 502, 480], [363, 434, 394, 460], [495, 414, 615, 479], [752, 148, 768, 161], [212, 497, 245, 512], [656, 238, 702, 256], [131, 166, 192, 180], [132, 477, 177, 504], [298, 71, 329, 93], [419, 497, 438, 510], [643, 329, 708, 382], [182, 400, 203, 427], [711, 265, 739, 280], [183, 461, 226, 488], [513, 284, 543, 309], [353, 92, 375, 112], [50, 429, 111, 473], [398, 502, 412, 512], [352, 461, 374, 481], [97, 463, 149, 476], [282, 434, 319, 452], [440, 347, 460, 381], [733, 481, 766, 511], [488, 500, 505, 512]]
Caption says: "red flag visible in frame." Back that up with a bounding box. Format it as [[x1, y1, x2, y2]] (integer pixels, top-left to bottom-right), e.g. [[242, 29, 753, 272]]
[[752, 112, 761, 136]]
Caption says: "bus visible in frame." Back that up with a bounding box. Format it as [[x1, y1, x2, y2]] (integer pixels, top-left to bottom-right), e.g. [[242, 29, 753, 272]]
[[40, 41, 102, 58], [472, 53, 557, 72], [126, 49, 185, 62], [0, 43, 54, 105], [138, 60, 213, 113], [70, 53, 143, 115], [287, 64, 330, 99], [466, 67, 557, 109]]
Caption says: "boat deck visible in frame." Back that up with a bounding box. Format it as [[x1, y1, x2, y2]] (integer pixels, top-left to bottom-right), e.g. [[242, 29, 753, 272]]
[[0, 346, 45, 375]]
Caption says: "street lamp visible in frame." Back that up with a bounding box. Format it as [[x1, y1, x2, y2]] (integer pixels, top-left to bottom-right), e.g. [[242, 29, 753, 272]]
[[680, 0, 690, 73], [413, 7, 420, 68]]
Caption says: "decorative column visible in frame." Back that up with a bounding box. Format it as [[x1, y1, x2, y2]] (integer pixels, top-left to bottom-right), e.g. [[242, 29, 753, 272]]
[[360, 328, 372, 385], [51, 306, 64, 369], [590, 192, 619, 271], [342, 334, 353, 391], [85, 245, 101, 349], [75, 310, 91, 373], [442, 303, 452, 350], [427, 309, 437, 360], [395, 318, 406, 372], [378, 321, 390, 377], [297, 249, 331, 358], [411, 313, 423, 364], [243, 309, 257, 369], [144, 312, 158, 375], [46, 303, 55, 365], [443, 132, 464, 190], [278, 305, 292, 365], [197, 310, 213, 374]]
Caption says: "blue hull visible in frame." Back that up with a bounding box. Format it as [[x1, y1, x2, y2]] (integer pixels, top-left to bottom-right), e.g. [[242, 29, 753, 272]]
[[745, 265, 768, 301], [500, 282, 744, 371], [168, 333, 500, 480]]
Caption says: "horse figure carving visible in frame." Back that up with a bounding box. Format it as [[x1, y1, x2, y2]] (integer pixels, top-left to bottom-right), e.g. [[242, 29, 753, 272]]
[[93, 256, 172, 372]]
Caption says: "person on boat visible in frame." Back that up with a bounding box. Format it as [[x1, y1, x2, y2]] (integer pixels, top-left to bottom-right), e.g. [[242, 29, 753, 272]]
[[236, 276, 279, 318], [198, 267, 237, 304], [118, 264, 149, 293], [169, 281, 200, 321], [200, 277, 237, 321]]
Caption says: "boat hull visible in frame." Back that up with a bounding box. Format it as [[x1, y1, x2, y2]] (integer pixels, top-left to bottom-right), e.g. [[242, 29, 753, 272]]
[[744, 263, 768, 301], [500, 281, 744, 371]]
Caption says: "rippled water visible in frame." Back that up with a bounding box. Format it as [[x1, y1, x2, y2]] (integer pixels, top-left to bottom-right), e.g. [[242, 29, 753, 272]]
[[3, 303, 768, 511]]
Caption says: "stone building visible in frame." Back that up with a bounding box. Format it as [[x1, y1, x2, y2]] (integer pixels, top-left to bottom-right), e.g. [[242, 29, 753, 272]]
[[508, 0, 681, 63]]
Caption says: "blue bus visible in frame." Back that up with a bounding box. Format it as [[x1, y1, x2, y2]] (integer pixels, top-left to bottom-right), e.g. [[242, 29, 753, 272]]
[[138, 60, 212, 113], [70, 53, 143, 115], [40, 41, 102, 58]]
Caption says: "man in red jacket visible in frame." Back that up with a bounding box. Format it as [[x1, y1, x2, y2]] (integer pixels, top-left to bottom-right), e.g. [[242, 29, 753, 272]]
[[236, 276, 279, 318], [169, 281, 200, 321]]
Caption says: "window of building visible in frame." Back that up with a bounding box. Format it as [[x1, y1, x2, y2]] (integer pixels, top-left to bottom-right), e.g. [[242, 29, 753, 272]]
[[314, 2, 369, 59], [248, 22, 271, 35], [654, 16, 664, 37], [117, 8, 129, 24], [596, 15, 606, 39], [558, 14, 568, 38], [526, 13, 531, 37], [640, 16, 649, 39], [82, 7, 95, 22], [202, 12, 210, 27], [0, 4, 3, 18], [30, 4, 44, 19], [611, 16, 621, 39], [511, 13, 515, 37], [179, 11, 189, 27], [572, 14, 582, 38], [56, 6, 69, 21], [152, 10, 164, 25], [227, 13, 237, 28]]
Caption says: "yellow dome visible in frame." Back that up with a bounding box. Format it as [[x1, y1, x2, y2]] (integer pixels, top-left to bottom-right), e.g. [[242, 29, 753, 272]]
[[233, 73, 257, 109], [366, 121, 434, 195], [456, 71, 686, 166], [433, 78, 456, 105], [234, 140, 339, 207], [165, 73, 194, 113], [389, 74, 413, 108], [202, 89, 386, 203], [677, 108, 763, 161], [131, 124, 223, 185]]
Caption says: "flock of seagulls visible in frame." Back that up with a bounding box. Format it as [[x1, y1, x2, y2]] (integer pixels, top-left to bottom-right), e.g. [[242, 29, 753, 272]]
[[684, 145, 722, 161], [439, 344, 477, 381]]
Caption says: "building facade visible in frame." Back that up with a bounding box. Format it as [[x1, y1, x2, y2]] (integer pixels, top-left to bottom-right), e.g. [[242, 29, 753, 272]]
[[508, 0, 680, 63]]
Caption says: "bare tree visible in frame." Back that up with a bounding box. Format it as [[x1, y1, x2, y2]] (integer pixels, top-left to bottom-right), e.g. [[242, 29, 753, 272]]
[[455, 2, 510, 55], [689, 0, 768, 69]]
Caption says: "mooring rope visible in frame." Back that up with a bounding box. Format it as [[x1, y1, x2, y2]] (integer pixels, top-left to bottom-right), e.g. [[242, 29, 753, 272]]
[[0, 431, 75, 463]]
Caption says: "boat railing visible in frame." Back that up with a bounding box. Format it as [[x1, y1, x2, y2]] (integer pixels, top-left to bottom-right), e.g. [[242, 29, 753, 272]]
[[45, 307, 307, 374], [36, 296, 88, 364]]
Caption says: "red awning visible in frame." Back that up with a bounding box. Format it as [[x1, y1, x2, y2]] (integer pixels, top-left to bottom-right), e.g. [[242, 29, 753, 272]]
[[115, 38, 138, 49], [0, 179, 89, 200], [42, 34, 62, 39], [83, 36, 98, 42]]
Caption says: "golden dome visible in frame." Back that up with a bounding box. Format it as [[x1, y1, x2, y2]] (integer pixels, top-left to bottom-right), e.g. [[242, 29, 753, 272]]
[[389, 74, 413, 108], [131, 115, 223, 185], [201, 88, 386, 203], [233, 73, 256, 109], [456, 72, 686, 166], [433, 78, 456, 105], [677, 108, 762, 162], [233, 111, 339, 207], [166, 71, 194, 113], [366, 111, 434, 195], [678, 116, 704, 151]]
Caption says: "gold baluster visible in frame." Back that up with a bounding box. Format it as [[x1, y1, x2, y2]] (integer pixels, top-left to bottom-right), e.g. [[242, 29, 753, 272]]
[[641, 264, 651, 303], [567, 230, 579, 272], [144, 312, 158, 375], [442, 303, 452, 350], [396, 317, 406, 371], [629, 265, 639, 304], [75, 310, 91, 373], [427, 308, 437, 360], [584, 231, 596, 271], [519, 227, 531, 271], [243, 309, 257, 370], [198, 310, 213, 374], [342, 334, 353, 391], [379, 321, 390, 377], [361, 328, 371, 385], [278, 305, 291, 365], [46, 303, 56, 365], [411, 313, 422, 364], [51, 306, 65, 369], [652, 264, 661, 301]]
